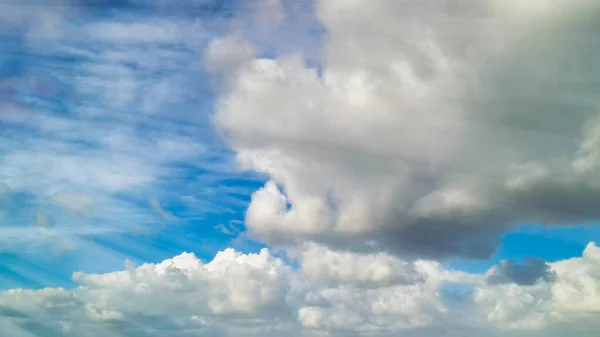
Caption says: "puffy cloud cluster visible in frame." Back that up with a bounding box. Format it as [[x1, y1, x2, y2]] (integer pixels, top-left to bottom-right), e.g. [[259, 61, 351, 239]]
[[475, 243, 600, 333], [0, 248, 297, 337], [72, 248, 297, 321], [297, 243, 425, 286], [207, 0, 600, 260], [3, 244, 600, 336]]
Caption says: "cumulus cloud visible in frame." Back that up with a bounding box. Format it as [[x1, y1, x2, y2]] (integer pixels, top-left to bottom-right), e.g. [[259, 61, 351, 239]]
[[208, 0, 600, 259], [297, 243, 425, 287], [2, 244, 600, 336], [203, 34, 257, 90], [475, 243, 600, 333], [0, 248, 300, 337]]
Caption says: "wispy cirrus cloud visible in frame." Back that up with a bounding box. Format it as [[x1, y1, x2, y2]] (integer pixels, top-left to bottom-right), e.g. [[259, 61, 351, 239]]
[[0, 0, 277, 269]]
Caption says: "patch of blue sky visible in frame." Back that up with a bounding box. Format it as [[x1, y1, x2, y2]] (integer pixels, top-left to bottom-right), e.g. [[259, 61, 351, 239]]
[[447, 223, 598, 274], [0, 252, 77, 289]]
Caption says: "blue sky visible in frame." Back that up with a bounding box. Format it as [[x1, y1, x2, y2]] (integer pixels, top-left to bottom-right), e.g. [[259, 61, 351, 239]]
[[450, 224, 598, 274], [0, 0, 329, 292], [0, 0, 598, 290], [2, 1, 600, 336], [0, 0, 265, 288]]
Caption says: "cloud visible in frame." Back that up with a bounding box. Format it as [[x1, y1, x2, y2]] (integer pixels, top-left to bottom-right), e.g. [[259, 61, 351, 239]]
[[484, 257, 556, 285], [0, 182, 10, 198], [2, 243, 600, 336], [214, 219, 243, 236], [203, 34, 257, 90], [0, 2, 67, 39], [0, 248, 300, 337], [149, 197, 178, 222], [208, 0, 600, 259], [48, 193, 95, 219], [475, 242, 600, 332], [296, 243, 425, 287], [35, 210, 54, 229], [0, 0, 250, 258], [85, 19, 204, 44]]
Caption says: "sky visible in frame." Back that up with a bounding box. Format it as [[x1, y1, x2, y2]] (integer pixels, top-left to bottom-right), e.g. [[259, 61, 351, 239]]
[[2, 0, 600, 336]]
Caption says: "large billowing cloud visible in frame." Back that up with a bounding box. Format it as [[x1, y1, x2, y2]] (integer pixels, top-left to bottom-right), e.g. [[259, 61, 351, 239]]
[[207, 0, 600, 259], [2, 243, 600, 336]]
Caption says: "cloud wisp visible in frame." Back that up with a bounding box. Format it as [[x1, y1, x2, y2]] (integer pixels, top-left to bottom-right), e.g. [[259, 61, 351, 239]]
[[0, 0, 262, 255]]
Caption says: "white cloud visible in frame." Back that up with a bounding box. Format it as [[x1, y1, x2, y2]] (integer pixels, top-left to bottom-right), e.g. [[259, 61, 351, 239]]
[[2, 243, 600, 336], [0, 2, 67, 39], [474, 243, 600, 334], [254, 0, 286, 30], [297, 243, 424, 287], [203, 34, 257, 90], [48, 193, 95, 219], [208, 0, 600, 259], [149, 197, 177, 222], [1, 248, 300, 336], [85, 20, 204, 44]]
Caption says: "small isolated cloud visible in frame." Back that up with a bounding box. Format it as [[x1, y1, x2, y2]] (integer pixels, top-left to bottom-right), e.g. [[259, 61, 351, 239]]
[[149, 197, 178, 222], [214, 223, 234, 236], [214, 219, 243, 236], [484, 257, 556, 286]]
